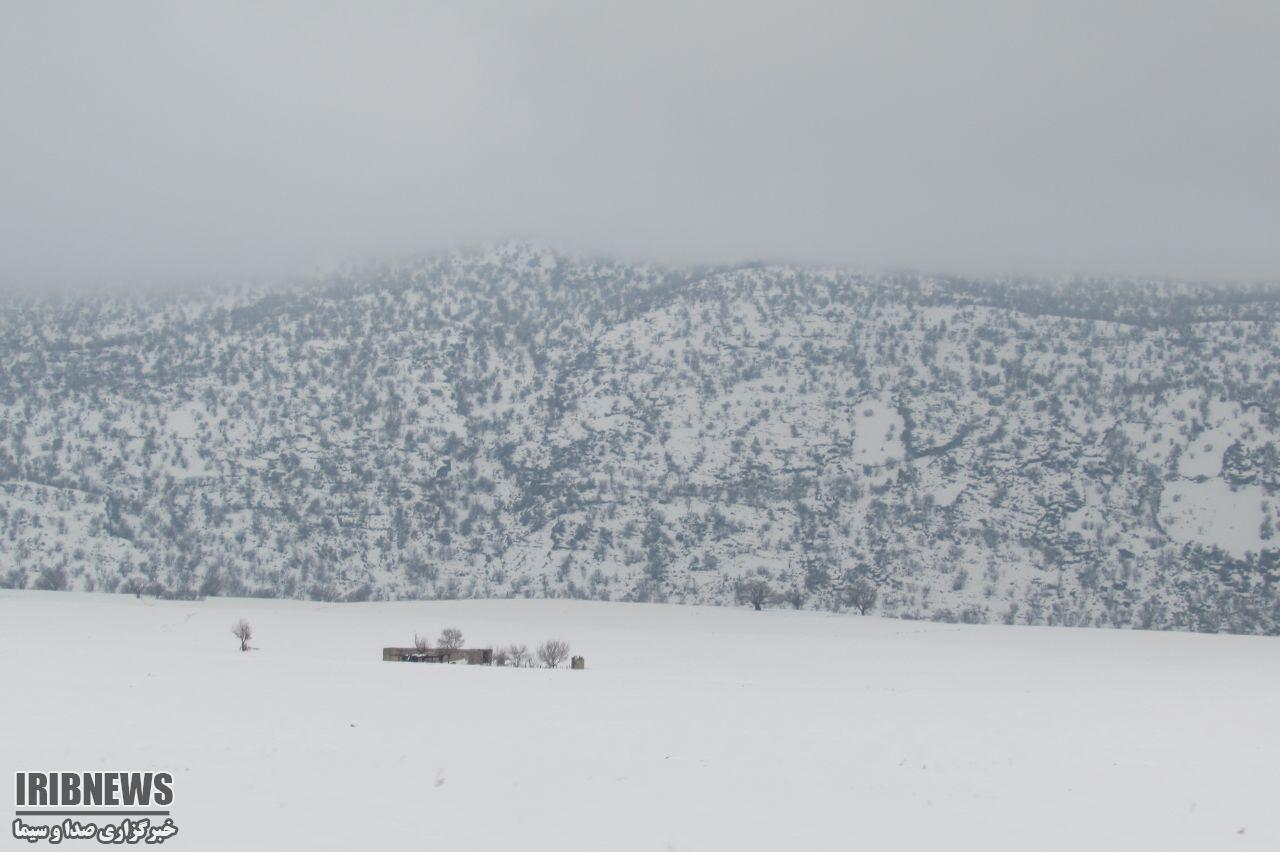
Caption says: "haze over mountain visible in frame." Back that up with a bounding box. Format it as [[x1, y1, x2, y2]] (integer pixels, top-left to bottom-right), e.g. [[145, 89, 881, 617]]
[[2, 244, 1278, 633], [3, 3, 1279, 290]]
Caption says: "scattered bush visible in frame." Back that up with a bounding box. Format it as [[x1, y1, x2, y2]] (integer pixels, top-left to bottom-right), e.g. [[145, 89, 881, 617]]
[[33, 566, 69, 591]]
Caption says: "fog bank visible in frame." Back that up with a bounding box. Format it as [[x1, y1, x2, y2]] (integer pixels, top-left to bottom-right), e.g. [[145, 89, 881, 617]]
[[2, 1, 1278, 290]]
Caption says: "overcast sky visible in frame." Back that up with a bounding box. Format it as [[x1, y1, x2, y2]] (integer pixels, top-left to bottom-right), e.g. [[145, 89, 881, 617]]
[[2, 1, 1278, 290]]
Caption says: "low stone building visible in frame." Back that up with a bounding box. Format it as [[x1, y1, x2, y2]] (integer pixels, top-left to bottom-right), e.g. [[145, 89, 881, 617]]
[[382, 647, 493, 665]]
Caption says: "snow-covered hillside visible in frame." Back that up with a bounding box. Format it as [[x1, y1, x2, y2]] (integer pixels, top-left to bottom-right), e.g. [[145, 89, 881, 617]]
[[1, 591, 1276, 850], [2, 245, 1279, 632]]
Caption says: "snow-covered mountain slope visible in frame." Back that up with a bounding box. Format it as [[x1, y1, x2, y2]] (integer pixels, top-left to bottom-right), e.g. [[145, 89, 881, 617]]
[[2, 245, 1279, 632], [2, 591, 1277, 850]]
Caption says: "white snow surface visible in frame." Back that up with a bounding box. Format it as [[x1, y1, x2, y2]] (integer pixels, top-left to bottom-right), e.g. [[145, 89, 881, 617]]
[[2, 591, 1277, 851]]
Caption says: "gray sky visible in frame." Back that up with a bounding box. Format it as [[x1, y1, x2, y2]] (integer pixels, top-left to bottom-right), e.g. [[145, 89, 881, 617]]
[[2, 1, 1278, 290]]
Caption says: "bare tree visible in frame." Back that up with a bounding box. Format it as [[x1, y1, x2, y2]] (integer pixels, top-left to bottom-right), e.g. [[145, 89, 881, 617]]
[[782, 586, 806, 610], [413, 633, 430, 652], [537, 639, 571, 668], [232, 619, 252, 652], [438, 627, 464, 650], [492, 647, 510, 667], [506, 643, 531, 668], [843, 578, 878, 615], [735, 578, 771, 611]]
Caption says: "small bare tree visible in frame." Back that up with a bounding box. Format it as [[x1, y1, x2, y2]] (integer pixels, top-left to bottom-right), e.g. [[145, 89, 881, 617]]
[[782, 586, 806, 610], [232, 619, 252, 652], [844, 578, 878, 615], [735, 578, 771, 611], [438, 627, 464, 650], [506, 643, 531, 668], [537, 639, 570, 668], [413, 633, 430, 652], [492, 647, 510, 667]]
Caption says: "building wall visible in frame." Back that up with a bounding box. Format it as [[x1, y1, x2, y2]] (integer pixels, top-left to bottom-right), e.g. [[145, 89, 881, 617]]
[[382, 647, 492, 664]]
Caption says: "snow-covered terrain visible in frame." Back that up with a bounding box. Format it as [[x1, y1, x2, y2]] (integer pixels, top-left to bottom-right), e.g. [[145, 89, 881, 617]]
[[2, 591, 1277, 850], [2, 245, 1280, 632]]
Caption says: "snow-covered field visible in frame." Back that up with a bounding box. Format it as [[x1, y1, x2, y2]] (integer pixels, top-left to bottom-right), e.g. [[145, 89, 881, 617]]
[[2, 591, 1277, 850]]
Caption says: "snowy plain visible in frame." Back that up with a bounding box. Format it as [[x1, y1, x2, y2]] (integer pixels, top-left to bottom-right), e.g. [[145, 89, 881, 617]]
[[2, 591, 1277, 851]]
